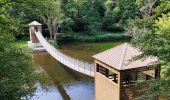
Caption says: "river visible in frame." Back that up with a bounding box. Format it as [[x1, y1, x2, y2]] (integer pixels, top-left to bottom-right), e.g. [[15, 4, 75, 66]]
[[30, 42, 124, 100]]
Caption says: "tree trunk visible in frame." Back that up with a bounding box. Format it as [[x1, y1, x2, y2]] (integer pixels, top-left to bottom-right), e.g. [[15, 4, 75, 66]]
[[54, 33, 57, 45], [49, 30, 53, 40]]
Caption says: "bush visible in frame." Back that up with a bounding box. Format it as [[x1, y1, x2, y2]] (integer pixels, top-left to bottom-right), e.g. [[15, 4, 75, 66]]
[[102, 23, 125, 32], [58, 32, 130, 43]]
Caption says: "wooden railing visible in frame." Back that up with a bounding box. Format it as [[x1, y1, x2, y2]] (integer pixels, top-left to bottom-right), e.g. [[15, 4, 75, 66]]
[[34, 30, 94, 77]]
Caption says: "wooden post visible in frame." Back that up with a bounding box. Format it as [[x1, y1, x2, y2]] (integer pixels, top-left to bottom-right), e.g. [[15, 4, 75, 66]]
[[119, 71, 122, 100], [155, 65, 161, 79]]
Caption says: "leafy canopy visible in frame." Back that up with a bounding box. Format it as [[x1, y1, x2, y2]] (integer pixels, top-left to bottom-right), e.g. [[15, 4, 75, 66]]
[[0, 0, 36, 99]]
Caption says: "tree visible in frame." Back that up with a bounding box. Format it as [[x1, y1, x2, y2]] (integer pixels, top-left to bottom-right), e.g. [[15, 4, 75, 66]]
[[126, 0, 157, 37], [60, 0, 103, 34], [137, 0, 157, 19], [125, 0, 170, 98], [41, 0, 63, 40], [78, 0, 103, 33], [0, 1, 36, 99], [155, 0, 170, 16], [130, 13, 170, 99], [126, 18, 154, 37], [103, 0, 138, 32], [7, 0, 46, 36]]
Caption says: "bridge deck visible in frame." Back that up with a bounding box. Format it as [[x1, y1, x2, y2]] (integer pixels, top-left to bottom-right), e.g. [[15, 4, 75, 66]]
[[35, 31, 94, 77]]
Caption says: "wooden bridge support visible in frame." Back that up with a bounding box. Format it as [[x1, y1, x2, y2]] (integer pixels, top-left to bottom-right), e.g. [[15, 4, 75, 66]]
[[28, 21, 94, 77], [28, 21, 44, 51]]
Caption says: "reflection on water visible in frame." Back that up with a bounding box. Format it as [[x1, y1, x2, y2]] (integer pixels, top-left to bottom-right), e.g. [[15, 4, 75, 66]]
[[31, 53, 94, 100], [29, 41, 167, 100], [30, 42, 124, 100], [60, 42, 124, 63], [32, 83, 63, 100]]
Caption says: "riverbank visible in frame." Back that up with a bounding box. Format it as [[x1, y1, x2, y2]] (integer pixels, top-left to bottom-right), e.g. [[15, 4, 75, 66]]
[[14, 32, 129, 51], [14, 38, 125, 100], [29, 41, 124, 100], [14, 39, 126, 53], [14, 39, 28, 49], [58, 32, 130, 43]]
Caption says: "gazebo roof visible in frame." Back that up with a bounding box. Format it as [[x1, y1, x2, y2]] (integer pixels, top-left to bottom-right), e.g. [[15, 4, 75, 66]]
[[93, 43, 158, 70], [28, 21, 42, 26]]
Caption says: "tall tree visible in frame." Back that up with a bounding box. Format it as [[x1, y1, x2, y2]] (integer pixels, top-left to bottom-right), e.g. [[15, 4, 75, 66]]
[[127, 0, 170, 98], [0, 0, 36, 99], [104, 0, 137, 23], [130, 12, 170, 99], [103, 0, 138, 32], [7, 0, 46, 36], [60, 0, 103, 34], [41, 0, 63, 40], [137, 0, 157, 18]]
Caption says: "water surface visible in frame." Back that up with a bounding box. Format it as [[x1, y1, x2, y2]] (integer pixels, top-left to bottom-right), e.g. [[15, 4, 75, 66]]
[[31, 53, 94, 100], [31, 42, 124, 100]]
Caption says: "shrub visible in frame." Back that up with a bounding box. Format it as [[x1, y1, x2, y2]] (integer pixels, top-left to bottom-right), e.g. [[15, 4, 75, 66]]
[[102, 23, 125, 32], [58, 32, 130, 43]]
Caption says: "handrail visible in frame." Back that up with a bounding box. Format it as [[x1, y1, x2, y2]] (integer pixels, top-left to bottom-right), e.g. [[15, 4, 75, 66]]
[[34, 31, 94, 77]]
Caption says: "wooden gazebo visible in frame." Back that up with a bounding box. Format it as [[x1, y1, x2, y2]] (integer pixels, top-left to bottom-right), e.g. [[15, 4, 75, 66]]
[[93, 43, 160, 100]]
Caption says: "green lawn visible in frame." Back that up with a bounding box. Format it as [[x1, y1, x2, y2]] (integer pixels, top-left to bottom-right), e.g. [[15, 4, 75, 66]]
[[14, 39, 28, 49]]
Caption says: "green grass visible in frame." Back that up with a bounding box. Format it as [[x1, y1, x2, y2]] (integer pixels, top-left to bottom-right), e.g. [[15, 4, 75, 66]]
[[14, 39, 28, 49]]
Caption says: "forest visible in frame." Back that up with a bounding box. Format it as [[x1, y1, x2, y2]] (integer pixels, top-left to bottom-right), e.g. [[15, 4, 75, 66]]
[[0, 0, 170, 99]]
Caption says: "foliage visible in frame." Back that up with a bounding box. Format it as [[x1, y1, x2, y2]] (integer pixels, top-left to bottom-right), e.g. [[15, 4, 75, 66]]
[[14, 39, 28, 49], [126, 18, 155, 37], [129, 11, 170, 99], [102, 0, 138, 32], [58, 32, 129, 42], [61, 0, 104, 34], [137, 0, 157, 18], [104, 0, 138, 22], [41, 0, 64, 39], [0, 42, 36, 100], [125, 0, 170, 99], [1, 0, 170, 99], [0, 0, 36, 99], [7, 0, 45, 35], [0, 28, 35, 100], [154, 0, 170, 15], [131, 13, 170, 66], [4, 0, 169, 36], [155, 13, 170, 35]]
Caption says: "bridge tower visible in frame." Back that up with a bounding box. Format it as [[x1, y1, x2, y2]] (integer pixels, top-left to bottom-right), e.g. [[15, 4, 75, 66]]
[[28, 21, 44, 50], [93, 43, 160, 100]]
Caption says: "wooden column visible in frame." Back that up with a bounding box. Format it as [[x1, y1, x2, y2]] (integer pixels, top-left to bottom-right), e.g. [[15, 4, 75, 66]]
[[155, 65, 161, 79]]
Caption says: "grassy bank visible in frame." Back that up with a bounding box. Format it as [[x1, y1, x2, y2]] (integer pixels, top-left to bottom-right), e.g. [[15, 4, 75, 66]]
[[13, 32, 129, 49], [58, 32, 130, 43], [14, 39, 28, 49]]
